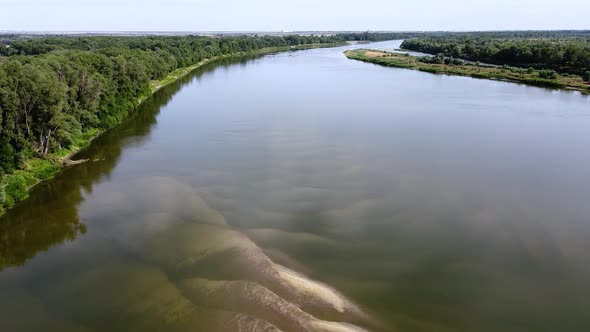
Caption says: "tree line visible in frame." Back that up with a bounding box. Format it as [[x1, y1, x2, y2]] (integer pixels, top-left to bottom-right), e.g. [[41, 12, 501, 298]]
[[401, 35, 590, 79]]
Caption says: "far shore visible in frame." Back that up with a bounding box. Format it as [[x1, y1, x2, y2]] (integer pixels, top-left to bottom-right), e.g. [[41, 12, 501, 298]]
[[345, 49, 590, 94]]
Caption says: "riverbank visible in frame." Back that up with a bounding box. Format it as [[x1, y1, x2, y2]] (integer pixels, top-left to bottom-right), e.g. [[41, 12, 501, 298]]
[[0, 42, 345, 217], [345, 49, 590, 93], [144, 43, 344, 100]]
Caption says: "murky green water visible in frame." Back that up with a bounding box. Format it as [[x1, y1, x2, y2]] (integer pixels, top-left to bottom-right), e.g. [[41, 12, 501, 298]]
[[1, 41, 590, 332]]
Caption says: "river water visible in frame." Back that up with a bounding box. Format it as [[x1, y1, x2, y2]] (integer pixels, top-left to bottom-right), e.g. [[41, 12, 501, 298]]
[[1, 41, 590, 332]]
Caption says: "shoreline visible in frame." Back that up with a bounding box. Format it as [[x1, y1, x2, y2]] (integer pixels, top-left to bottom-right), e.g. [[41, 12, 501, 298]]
[[0, 42, 345, 218], [345, 49, 590, 94], [140, 42, 346, 106]]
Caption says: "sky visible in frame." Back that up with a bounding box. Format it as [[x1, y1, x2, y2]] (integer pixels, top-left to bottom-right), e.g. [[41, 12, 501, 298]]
[[1, 0, 588, 32]]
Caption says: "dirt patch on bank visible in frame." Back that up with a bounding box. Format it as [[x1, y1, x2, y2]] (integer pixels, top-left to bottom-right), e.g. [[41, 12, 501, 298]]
[[363, 51, 388, 58]]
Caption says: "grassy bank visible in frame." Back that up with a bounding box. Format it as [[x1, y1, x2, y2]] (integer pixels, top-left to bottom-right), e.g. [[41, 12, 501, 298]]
[[0, 42, 344, 217], [345, 49, 590, 93]]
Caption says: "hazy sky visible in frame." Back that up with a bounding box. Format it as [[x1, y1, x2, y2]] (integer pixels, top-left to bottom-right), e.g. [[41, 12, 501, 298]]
[[1, 0, 588, 32]]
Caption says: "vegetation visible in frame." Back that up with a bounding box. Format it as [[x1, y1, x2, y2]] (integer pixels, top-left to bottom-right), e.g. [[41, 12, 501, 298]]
[[0, 33, 375, 215], [401, 35, 590, 80], [336, 32, 425, 41], [345, 49, 589, 91]]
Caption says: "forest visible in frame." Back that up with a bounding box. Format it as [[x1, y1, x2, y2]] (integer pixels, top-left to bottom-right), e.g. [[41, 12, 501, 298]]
[[401, 33, 590, 79], [0, 33, 385, 213]]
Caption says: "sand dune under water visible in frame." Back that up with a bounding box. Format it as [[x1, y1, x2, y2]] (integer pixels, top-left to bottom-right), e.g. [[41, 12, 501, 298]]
[[1, 176, 378, 332]]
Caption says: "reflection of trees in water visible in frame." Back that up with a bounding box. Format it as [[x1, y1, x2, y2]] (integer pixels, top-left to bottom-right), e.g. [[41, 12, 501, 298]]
[[0, 200, 87, 271], [0, 58, 259, 271]]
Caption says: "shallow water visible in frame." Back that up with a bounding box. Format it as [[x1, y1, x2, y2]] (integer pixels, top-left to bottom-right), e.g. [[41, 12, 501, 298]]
[[1, 41, 590, 332]]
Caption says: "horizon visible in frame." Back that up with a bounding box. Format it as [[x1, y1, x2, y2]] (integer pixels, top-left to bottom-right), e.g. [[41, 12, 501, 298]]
[[2, 29, 589, 35], [1, 0, 589, 32]]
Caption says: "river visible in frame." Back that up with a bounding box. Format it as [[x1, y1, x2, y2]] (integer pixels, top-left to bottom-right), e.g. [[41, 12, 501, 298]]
[[1, 41, 590, 332]]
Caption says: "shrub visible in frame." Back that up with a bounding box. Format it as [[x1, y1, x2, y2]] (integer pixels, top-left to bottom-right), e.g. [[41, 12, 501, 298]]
[[0, 140, 16, 175], [434, 53, 445, 64], [5, 173, 29, 204], [539, 69, 558, 80], [452, 58, 464, 66], [584, 71, 590, 82], [4, 193, 15, 209], [418, 56, 433, 64], [0, 184, 5, 207], [527, 67, 535, 74], [29, 159, 60, 180], [444, 57, 458, 65]]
